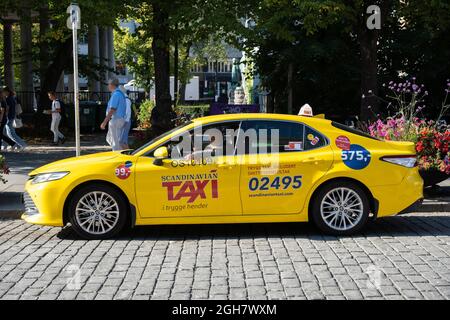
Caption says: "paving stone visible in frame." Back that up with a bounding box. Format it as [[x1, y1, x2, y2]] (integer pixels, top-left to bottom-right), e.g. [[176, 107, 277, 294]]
[[0, 212, 448, 300]]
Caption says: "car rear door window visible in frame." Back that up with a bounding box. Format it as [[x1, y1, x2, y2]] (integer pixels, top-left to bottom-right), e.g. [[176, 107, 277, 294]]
[[303, 126, 327, 150], [241, 120, 305, 154], [242, 120, 328, 154]]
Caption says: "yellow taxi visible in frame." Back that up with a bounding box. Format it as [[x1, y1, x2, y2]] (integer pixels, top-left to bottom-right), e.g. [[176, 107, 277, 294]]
[[22, 113, 423, 239]]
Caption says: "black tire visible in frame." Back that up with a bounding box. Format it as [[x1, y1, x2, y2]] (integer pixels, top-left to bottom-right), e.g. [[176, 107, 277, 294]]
[[68, 183, 128, 240], [311, 181, 370, 236]]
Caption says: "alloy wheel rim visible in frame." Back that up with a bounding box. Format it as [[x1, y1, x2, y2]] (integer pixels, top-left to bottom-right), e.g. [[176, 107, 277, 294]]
[[75, 191, 120, 235], [320, 187, 364, 231]]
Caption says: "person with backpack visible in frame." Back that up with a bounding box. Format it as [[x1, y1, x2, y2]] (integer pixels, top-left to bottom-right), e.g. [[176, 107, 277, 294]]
[[47, 91, 66, 145], [0, 90, 16, 151], [119, 85, 132, 149], [2, 87, 27, 151], [101, 78, 126, 151]]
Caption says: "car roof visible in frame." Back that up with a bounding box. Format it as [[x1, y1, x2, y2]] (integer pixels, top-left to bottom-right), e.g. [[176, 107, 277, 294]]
[[193, 113, 331, 126]]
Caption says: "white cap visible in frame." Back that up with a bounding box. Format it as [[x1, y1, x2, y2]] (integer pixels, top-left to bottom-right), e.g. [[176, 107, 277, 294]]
[[298, 103, 313, 117]]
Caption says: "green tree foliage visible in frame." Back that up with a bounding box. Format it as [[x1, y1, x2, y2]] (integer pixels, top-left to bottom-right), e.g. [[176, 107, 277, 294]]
[[1, 0, 126, 107], [119, 0, 252, 134], [380, 0, 450, 115], [114, 27, 154, 93], [2, 0, 449, 124], [245, 0, 450, 120], [0, 24, 23, 87]]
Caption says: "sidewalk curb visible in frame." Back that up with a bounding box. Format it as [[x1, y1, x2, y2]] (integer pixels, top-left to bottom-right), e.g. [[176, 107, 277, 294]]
[[0, 192, 24, 220], [417, 199, 450, 213], [0, 194, 449, 220], [0, 210, 23, 220]]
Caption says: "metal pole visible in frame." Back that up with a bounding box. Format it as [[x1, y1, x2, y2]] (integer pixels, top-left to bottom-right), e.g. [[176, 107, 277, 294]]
[[72, 18, 81, 156]]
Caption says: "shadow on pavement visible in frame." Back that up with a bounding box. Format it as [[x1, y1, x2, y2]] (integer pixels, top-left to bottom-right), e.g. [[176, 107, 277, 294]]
[[1, 148, 108, 175], [1, 152, 71, 176], [57, 214, 450, 241]]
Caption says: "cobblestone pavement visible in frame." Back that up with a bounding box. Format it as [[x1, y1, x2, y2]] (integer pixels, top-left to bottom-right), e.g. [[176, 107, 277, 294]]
[[0, 211, 449, 300]]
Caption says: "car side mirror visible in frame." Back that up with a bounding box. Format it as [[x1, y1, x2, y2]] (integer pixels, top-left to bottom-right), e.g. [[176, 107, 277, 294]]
[[153, 146, 169, 166]]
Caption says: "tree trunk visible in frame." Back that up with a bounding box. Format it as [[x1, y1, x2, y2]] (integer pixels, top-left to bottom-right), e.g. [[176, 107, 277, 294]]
[[150, 2, 174, 136], [39, 4, 50, 110], [39, 37, 73, 112], [3, 22, 14, 89], [20, 6, 34, 112], [358, 29, 379, 121], [287, 62, 293, 115], [358, 0, 390, 121], [266, 93, 274, 113], [179, 43, 192, 104], [179, 82, 187, 104]]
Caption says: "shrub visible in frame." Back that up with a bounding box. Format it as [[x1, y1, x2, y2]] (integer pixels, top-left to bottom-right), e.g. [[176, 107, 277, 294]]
[[368, 77, 450, 173], [131, 102, 210, 149], [0, 155, 9, 184], [136, 100, 155, 129]]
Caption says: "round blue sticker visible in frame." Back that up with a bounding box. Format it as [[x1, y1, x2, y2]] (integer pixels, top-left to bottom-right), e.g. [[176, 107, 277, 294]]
[[341, 144, 371, 170], [125, 161, 133, 168]]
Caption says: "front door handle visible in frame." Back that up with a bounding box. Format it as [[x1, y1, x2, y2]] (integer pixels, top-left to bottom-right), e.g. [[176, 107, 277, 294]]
[[218, 164, 233, 170], [302, 157, 320, 164]]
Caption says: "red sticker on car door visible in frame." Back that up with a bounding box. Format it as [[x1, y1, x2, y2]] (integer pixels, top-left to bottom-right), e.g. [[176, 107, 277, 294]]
[[115, 162, 132, 180], [335, 136, 351, 150]]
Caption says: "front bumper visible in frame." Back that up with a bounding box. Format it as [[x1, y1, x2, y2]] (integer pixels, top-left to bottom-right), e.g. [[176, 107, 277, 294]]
[[21, 181, 65, 227], [23, 191, 39, 216]]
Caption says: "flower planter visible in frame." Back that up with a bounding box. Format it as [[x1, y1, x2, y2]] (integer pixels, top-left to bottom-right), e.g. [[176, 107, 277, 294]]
[[419, 169, 449, 187]]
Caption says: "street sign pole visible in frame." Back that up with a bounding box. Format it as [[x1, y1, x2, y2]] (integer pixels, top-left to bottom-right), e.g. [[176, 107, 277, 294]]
[[72, 24, 80, 157], [67, 4, 81, 157]]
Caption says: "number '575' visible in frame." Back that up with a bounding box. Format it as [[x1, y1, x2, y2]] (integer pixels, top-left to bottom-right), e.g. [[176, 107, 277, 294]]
[[342, 150, 366, 161]]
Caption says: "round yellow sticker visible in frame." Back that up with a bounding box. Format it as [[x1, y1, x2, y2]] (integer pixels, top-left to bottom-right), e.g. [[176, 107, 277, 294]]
[[307, 134, 314, 141]]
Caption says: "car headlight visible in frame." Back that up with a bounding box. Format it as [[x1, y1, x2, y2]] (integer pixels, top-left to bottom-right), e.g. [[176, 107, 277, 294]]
[[32, 172, 70, 184]]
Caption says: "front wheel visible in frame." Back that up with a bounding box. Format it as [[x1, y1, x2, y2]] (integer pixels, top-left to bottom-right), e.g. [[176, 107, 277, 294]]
[[68, 184, 128, 239], [311, 181, 370, 236]]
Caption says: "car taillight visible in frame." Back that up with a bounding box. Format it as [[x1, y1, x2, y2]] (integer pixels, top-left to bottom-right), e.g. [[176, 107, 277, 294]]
[[381, 155, 417, 168]]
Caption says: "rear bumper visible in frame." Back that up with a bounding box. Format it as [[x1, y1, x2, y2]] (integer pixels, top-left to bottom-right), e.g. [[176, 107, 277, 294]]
[[397, 198, 424, 215], [371, 169, 423, 217]]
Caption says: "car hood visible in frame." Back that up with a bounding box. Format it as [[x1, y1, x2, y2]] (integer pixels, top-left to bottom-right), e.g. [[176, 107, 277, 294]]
[[29, 151, 123, 176]]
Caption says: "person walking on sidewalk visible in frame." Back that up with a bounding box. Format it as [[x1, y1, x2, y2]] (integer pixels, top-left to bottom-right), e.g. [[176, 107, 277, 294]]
[[101, 79, 126, 151], [119, 85, 132, 150], [48, 91, 66, 145], [2, 87, 26, 151], [0, 91, 16, 151]]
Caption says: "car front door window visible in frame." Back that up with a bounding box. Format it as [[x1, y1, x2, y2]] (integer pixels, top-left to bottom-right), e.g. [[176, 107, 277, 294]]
[[134, 121, 243, 218]]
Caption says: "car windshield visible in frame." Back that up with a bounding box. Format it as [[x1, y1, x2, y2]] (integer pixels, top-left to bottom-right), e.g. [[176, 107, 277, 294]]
[[131, 121, 193, 155]]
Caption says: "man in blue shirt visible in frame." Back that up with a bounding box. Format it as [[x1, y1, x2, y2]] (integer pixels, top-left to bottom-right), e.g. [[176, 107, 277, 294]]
[[101, 78, 126, 151]]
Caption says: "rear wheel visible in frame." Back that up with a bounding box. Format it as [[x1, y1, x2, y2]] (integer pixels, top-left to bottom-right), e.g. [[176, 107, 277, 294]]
[[68, 184, 128, 239], [311, 181, 370, 236]]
